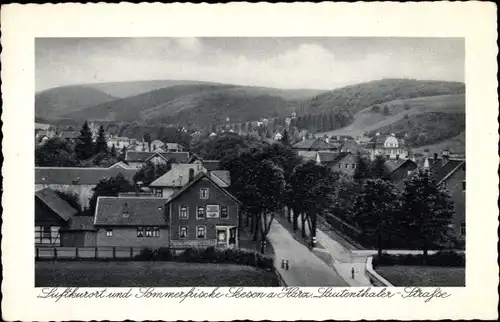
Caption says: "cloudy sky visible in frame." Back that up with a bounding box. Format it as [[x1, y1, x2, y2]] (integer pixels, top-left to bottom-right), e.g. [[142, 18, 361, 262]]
[[36, 37, 464, 92]]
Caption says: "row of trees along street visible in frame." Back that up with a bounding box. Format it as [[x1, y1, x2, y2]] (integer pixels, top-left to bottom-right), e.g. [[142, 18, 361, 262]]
[[193, 133, 458, 260]]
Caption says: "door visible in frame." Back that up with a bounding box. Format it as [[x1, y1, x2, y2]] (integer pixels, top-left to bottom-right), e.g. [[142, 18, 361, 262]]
[[217, 228, 227, 247]]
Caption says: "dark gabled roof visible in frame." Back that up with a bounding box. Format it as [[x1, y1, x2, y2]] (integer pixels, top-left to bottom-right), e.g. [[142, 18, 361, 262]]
[[62, 216, 97, 231], [428, 159, 465, 185], [35, 188, 78, 222], [125, 151, 190, 163], [210, 170, 231, 187], [35, 167, 137, 185], [201, 160, 222, 171], [149, 164, 206, 187], [317, 151, 338, 163], [325, 152, 353, 165], [166, 172, 240, 205], [339, 140, 365, 153], [94, 197, 168, 226], [384, 159, 417, 174], [292, 139, 336, 150]]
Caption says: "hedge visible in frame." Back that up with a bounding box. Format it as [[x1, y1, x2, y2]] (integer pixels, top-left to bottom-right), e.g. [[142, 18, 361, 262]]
[[372, 251, 465, 268], [134, 246, 274, 271]]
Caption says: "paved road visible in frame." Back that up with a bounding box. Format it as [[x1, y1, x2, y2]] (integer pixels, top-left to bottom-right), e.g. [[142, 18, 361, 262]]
[[267, 220, 347, 286]]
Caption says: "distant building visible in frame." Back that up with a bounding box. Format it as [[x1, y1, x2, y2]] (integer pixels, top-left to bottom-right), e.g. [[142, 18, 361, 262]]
[[385, 159, 418, 187], [324, 152, 358, 176], [124, 151, 190, 169], [273, 132, 283, 141], [369, 133, 410, 160], [107, 136, 132, 150]]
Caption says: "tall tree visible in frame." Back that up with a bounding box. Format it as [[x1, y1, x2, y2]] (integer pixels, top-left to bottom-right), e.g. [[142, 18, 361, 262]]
[[371, 155, 389, 180], [110, 144, 117, 158], [353, 152, 371, 180], [281, 128, 290, 146], [88, 173, 135, 214], [54, 190, 82, 213], [353, 179, 402, 256], [75, 121, 95, 160], [95, 125, 108, 155], [401, 169, 456, 260], [35, 137, 79, 167]]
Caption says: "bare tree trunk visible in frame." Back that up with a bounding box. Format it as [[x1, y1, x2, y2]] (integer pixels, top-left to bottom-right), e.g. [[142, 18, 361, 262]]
[[245, 211, 250, 228], [287, 207, 292, 222], [377, 232, 383, 258], [301, 214, 306, 238], [253, 214, 260, 241], [310, 213, 317, 248], [292, 208, 298, 231]]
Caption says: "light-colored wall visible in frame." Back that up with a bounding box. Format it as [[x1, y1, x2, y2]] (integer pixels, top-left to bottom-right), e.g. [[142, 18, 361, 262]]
[[95, 227, 170, 247], [35, 184, 94, 208]]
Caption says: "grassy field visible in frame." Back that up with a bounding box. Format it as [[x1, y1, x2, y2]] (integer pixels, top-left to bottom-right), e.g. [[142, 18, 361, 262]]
[[318, 94, 465, 137], [36, 261, 279, 287], [376, 265, 465, 287]]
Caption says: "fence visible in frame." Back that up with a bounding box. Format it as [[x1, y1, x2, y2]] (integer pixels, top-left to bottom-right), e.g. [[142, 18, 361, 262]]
[[36, 246, 148, 260], [365, 256, 394, 287]]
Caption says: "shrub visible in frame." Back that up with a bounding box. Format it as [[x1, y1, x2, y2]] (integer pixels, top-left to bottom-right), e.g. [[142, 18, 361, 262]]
[[373, 251, 465, 268], [179, 248, 200, 262], [201, 246, 218, 263], [135, 248, 155, 261], [153, 247, 173, 261]]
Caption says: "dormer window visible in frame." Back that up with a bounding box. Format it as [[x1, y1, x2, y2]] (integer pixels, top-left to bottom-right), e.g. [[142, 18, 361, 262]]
[[200, 188, 209, 199]]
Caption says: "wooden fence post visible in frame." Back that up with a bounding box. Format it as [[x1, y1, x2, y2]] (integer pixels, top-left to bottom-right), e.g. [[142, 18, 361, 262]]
[[36, 247, 39, 260], [130, 247, 133, 258], [95, 247, 98, 259], [75, 247, 79, 259], [113, 247, 116, 258], [54, 248, 58, 259]]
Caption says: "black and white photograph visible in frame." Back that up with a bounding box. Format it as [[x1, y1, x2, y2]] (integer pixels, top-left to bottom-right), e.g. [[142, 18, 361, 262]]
[[34, 37, 467, 288]]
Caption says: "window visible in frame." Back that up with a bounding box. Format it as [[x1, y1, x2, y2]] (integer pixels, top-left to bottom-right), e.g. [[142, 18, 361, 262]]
[[145, 227, 153, 237], [153, 227, 160, 237], [154, 189, 163, 197], [179, 226, 188, 239], [462, 181, 466, 191], [180, 205, 188, 219], [197, 206, 206, 219], [229, 227, 237, 245], [197, 226, 206, 239], [137, 227, 144, 237], [441, 182, 447, 190], [42, 227, 51, 239], [352, 164, 356, 169], [338, 163, 342, 168], [137, 227, 159, 237], [345, 164, 349, 169], [460, 224, 466, 237], [221, 206, 229, 219], [200, 188, 209, 199], [106, 229, 113, 237]]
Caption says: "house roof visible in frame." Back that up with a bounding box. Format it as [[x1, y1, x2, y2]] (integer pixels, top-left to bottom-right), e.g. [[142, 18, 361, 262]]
[[59, 130, 80, 140], [166, 172, 240, 205], [149, 163, 207, 187], [317, 151, 338, 163], [210, 170, 231, 187], [150, 140, 165, 147], [62, 216, 97, 231], [35, 188, 78, 222], [326, 152, 353, 165], [125, 151, 190, 163], [384, 159, 417, 174], [35, 123, 51, 130], [164, 143, 184, 150], [94, 197, 168, 226], [35, 167, 137, 185], [339, 140, 365, 154], [428, 159, 465, 185], [369, 134, 407, 149], [292, 139, 336, 150], [201, 160, 222, 171]]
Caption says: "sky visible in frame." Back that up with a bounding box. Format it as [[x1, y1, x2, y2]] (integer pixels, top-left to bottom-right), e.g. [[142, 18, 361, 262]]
[[35, 37, 464, 92]]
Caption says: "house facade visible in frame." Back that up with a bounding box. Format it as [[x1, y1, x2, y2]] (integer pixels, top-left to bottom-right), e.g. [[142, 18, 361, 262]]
[[167, 172, 240, 249], [94, 197, 170, 247], [125, 151, 190, 169], [325, 152, 358, 176]]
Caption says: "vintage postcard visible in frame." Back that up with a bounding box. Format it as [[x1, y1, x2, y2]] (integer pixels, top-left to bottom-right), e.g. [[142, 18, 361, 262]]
[[1, 2, 498, 321]]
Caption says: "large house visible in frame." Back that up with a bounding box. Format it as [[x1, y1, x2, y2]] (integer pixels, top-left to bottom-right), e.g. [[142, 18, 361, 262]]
[[324, 152, 358, 176], [35, 164, 138, 209], [369, 133, 410, 160], [292, 138, 338, 161], [125, 151, 190, 168], [166, 172, 240, 249]]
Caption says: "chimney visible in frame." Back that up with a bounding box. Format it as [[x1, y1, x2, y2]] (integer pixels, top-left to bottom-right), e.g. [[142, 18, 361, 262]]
[[178, 174, 183, 186], [189, 168, 195, 182]]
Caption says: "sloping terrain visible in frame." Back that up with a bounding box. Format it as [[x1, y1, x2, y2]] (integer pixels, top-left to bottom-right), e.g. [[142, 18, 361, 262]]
[[35, 86, 118, 119], [412, 132, 465, 155], [318, 94, 465, 137]]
